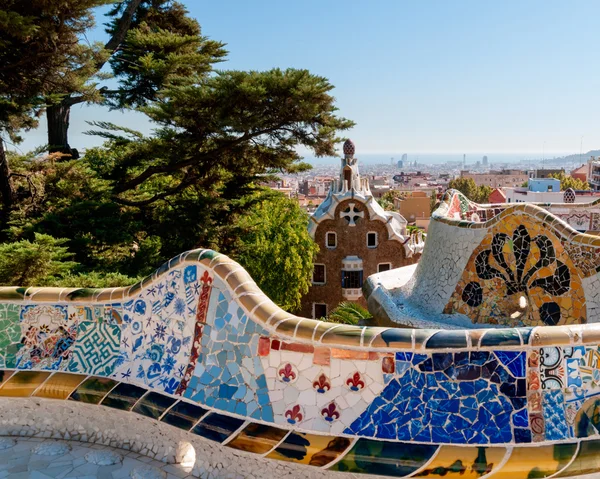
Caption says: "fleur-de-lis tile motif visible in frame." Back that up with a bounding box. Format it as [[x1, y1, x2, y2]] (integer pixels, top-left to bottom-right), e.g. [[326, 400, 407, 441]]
[[445, 222, 586, 327], [312, 373, 331, 393], [473, 225, 569, 299], [321, 402, 340, 422], [285, 405, 303, 424], [346, 372, 365, 391], [278, 363, 297, 383]]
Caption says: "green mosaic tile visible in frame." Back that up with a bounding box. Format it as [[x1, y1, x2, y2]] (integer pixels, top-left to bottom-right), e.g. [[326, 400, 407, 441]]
[[0, 304, 22, 368]]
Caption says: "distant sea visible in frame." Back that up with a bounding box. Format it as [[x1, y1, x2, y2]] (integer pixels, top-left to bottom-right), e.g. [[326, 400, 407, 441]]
[[303, 152, 578, 166]]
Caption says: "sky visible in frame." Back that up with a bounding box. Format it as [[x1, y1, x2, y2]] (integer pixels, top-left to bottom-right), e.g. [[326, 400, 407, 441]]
[[15, 0, 600, 158]]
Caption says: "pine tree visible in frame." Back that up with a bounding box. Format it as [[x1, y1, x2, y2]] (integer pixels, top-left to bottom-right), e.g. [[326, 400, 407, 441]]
[[0, 0, 109, 231]]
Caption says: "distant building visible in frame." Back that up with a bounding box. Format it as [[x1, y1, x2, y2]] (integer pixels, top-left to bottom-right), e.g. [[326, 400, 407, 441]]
[[482, 155, 488, 166], [488, 188, 506, 204], [461, 169, 528, 188], [393, 191, 432, 231], [571, 163, 590, 183], [528, 168, 565, 179], [301, 140, 424, 319], [502, 181, 600, 204], [528, 178, 561, 193], [589, 158, 600, 191]]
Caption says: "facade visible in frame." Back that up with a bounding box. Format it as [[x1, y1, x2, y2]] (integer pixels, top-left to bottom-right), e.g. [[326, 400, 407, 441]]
[[300, 140, 424, 318], [461, 169, 528, 188], [502, 185, 600, 206], [590, 157, 600, 191], [488, 187, 507, 204], [527, 167, 564, 179], [571, 162, 590, 183], [393, 190, 431, 223], [527, 178, 561, 192]]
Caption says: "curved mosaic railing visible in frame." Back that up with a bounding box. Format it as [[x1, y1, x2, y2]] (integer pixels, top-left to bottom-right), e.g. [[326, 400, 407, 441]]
[[2, 236, 600, 476], [366, 189, 600, 331]]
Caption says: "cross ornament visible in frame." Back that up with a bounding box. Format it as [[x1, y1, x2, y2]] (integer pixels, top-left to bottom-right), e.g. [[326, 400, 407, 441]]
[[340, 203, 364, 226]]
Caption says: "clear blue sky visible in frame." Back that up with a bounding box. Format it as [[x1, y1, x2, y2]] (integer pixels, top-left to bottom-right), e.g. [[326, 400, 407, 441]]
[[17, 0, 600, 156]]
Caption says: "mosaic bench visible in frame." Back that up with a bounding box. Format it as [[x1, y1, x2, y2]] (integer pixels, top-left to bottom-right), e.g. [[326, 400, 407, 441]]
[[1, 190, 600, 477]]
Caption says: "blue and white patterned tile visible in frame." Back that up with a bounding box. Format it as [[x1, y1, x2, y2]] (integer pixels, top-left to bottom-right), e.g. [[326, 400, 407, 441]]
[[111, 266, 199, 393]]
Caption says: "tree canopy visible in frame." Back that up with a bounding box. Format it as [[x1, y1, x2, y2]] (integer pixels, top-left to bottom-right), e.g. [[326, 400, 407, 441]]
[[0, 2, 353, 312], [448, 178, 492, 204], [549, 172, 590, 191]]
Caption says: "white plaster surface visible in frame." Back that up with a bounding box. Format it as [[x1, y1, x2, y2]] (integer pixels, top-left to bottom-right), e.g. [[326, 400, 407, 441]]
[[583, 273, 600, 323], [365, 220, 490, 329], [401, 219, 488, 315]]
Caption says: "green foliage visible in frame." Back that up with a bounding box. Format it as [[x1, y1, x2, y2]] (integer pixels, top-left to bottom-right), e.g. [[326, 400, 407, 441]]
[[233, 192, 318, 312], [0, 0, 110, 141], [106, 1, 227, 109], [0, 233, 77, 285], [549, 172, 590, 191], [47, 271, 140, 288], [325, 302, 373, 325], [429, 190, 439, 214], [378, 190, 406, 211], [448, 178, 492, 204], [0, 5, 353, 311]]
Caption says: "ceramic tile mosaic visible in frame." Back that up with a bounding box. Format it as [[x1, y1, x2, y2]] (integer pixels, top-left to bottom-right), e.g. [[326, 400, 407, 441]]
[[0, 192, 598, 477], [444, 221, 586, 327], [183, 280, 274, 421]]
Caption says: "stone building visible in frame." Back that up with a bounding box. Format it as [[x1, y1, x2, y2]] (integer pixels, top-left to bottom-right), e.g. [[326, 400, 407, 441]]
[[461, 169, 528, 188], [300, 140, 424, 319]]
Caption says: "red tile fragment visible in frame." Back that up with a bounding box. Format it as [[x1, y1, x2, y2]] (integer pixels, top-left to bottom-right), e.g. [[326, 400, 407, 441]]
[[368, 351, 380, 361], [313, 347, 331, 366], [382, 356, 395, 374], [258, 336, 271, 356], [271, 339, 281, 350], [331, 348, 369, 360], [281, 342, 314, 353]]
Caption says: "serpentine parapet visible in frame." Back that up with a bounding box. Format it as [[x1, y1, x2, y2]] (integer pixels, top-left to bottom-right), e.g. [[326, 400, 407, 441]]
[[0, 190, 600, 477]]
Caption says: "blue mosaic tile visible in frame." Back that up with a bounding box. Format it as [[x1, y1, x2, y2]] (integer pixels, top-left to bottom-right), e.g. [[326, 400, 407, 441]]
[[345, 350, 521, 444], [183, 289, 274, 422], [543, 390, 570, 440]]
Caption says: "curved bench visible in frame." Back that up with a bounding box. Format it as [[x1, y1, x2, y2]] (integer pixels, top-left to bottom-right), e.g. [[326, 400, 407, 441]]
[[1, 193, 600, 477]]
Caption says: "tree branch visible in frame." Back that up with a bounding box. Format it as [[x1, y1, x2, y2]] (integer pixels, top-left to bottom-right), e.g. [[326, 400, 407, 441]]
[[114, 123, 289, 193], [100, 0, 144, 70]]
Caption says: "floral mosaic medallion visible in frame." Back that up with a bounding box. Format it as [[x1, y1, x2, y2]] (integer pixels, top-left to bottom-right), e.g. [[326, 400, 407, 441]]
[[16, 305, 76, 370], [444, 220, 586, 327]]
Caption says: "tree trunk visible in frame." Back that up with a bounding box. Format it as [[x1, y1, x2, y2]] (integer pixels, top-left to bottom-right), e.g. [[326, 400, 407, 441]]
[[0, 139, 15, 235], [47, 101, 78, 158], [44, 0, 143, 158]]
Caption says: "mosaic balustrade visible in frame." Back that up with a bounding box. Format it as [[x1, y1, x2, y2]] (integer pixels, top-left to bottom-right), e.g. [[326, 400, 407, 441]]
[[1, 193, 600, 476]]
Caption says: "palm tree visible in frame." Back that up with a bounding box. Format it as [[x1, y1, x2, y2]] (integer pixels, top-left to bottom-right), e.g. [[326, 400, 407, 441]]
[[326, 302, 373, 325]]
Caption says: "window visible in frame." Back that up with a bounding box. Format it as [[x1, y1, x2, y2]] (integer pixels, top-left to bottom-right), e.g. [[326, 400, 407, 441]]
[[312, 264, 326, 284], [367, 232, 378, 248], [547, 185, 553, 192], [378, 263, 392, 273], [314, 303, 327, 319], [326, 232, 337, 249], [342, 270, 363, 289]]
